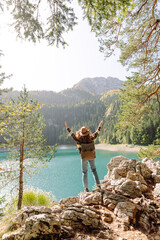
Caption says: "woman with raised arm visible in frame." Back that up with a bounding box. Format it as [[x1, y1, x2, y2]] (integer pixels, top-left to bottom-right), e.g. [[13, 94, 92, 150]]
[[65, 121, 103, 193]]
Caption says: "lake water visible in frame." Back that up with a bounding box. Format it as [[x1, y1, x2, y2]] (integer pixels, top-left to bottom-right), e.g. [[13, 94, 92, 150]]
[[0, 148, 139, 201]]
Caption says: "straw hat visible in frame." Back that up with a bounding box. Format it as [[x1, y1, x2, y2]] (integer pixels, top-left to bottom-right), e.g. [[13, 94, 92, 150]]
[[79, 126, 89, 136]]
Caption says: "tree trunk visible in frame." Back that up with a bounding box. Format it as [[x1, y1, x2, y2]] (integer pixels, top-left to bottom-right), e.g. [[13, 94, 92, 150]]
[[18, 121, 25, 210]]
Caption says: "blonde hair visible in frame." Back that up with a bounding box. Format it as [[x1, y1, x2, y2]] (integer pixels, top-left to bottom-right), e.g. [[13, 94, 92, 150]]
[[76, 126, 93, 140]]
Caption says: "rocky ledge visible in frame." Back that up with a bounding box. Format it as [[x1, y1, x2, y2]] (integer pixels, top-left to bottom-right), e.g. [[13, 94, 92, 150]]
[[2, 156, 160, 240]]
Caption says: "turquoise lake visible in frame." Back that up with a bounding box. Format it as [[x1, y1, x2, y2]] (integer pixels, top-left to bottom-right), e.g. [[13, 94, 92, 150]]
[[0, 148, 139, 201]]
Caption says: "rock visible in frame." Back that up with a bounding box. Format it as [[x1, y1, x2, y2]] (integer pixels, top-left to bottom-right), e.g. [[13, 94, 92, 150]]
[[107, 203, 116, 211], [24, 213, 60, 239], [106, 156, 129, 178], [59, 196, 79, 205], [114, 201, 137, 225], [142, 158, 160, 172], [153, 183, 160, 200], [15, 206, 52, 226], [127, 171, 146, 183], [118, 179, 142, 198], [97, 230, 109, 239], [119, 159, 152, 179], [122, 224, 129, 231], [2, 213, 60, 240], [152, 174, 160, 183], [2, 156, 160, 240], [2, 232, 23, 240], [102, 216, 113, 223], [105, 158, 152, 199], [138, 212, 150, 233], [79, 191, 102, 205], [103, 190, 128, 208], [142, 158, 160, 183], [60, 205, 101, 230], [75, 234, 94, 240]]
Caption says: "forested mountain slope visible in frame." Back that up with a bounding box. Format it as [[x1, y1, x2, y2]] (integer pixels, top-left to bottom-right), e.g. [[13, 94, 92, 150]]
[[2, 78, 160, 146], [3, 77, 123, 105]]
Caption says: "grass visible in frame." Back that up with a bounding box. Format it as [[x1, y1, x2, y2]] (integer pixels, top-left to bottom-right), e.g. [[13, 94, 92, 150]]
[[0, 188, 57, 238], [22, 188, 55, 207]]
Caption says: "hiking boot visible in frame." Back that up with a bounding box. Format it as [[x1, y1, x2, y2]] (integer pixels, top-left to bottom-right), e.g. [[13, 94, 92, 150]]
[[84, 188, 89, 193]]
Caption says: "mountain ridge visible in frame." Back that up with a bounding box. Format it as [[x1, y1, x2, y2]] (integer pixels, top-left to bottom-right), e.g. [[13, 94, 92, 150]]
[[2, 77, 123, 105], [72, 76, 123, 94]]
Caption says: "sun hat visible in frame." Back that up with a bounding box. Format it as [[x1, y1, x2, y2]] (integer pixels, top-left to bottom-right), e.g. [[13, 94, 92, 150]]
[[79, 126, 89, 136]]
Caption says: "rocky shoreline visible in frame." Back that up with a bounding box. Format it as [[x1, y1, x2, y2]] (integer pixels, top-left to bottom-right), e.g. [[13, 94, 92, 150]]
[[1, 156, 160, 240]]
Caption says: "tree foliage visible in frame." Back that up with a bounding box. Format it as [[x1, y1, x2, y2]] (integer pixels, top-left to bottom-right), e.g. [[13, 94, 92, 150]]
[[138, 145, 160, 160], [78, 0, 160, 159], [78, 0, 134, 56], [1, 0, 77, 46], [82, 0, 160, 120], [118, 0, 160, 124], [0, 0, 137, 47], [0, 52, 12, 101], [0, 0, 159, 160], [28, 90, 159, 148], [0, 87, 56, 209]]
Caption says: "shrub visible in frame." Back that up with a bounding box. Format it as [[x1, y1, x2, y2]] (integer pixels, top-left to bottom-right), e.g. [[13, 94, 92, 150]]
[[37, 191, 52, 206], [22, 188, 55, 207], [22, 188, 37, 206], [138, 145, 160, 160]]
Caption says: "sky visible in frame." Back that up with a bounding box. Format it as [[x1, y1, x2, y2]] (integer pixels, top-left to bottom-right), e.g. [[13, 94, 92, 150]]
[[0, 2, 129, 93]]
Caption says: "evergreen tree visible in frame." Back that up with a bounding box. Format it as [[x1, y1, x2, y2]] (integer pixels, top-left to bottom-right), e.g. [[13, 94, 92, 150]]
[[0, 87, 56, 209], [1, 0, 134, 47], [1, 0, 77, 47], [0, 52, 11, 215], [0, 51, 12, 121]]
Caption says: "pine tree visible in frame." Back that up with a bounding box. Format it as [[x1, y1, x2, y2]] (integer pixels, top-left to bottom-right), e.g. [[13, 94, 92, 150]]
[[0, 87, 56, 209], [0, 51, 12, 127], [2, 0, 77, 47]]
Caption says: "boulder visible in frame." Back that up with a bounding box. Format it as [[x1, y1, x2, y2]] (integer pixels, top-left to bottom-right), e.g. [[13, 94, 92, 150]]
[[106, 156, 129, 178], [15, 206, 52, 226], [2, 213, 61, 240], [105, 158, 152, 198], [117, 179, 142, 198], [79, 191, 102, 205], [60, 205, 101, 230], [114, 201, 137, 225], [24, 213, 60, 239], [59, 196, 79, 205], [142, 158, 160, 183]]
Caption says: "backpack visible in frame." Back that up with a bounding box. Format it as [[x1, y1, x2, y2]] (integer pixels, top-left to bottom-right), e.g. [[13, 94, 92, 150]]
[[80, 142, 96, 160]]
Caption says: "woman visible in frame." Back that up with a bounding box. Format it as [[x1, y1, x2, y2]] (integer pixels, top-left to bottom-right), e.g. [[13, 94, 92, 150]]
[[65, 121, 103, 192]]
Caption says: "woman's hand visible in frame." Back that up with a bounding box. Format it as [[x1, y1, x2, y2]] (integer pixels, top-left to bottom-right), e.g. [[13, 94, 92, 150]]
[[65, 121, 69, 129], [99, 120, 103, 127]]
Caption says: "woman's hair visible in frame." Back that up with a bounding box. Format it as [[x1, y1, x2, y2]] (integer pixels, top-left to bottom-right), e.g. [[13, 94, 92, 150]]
[[76, 126, 93, 140]]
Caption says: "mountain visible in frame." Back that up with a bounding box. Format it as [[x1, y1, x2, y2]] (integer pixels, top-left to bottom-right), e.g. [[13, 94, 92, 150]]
[[72, 77, 123, 94], [2, 77, 123, 105], [1, 76, 159, 147]]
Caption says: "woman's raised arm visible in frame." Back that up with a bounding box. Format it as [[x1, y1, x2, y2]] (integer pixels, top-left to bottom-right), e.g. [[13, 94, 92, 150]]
[[65, 121, 69, 129]]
